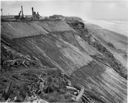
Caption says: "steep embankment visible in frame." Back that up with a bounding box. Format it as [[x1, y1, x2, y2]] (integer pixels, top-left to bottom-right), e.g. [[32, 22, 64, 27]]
[[86, 23, 128, 69], [1, 20, 74, 39], [1, 19, 127, 103]]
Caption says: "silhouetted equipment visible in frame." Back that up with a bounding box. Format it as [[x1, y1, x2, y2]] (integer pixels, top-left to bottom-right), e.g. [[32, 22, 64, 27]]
[[4, 6, 40, 21], [1, 8, 3, 16], [32, 7, 34, 15], [19, 11, 22, 17], [31, 7, 40, 20], [14, 6, 24, 20], [21, 6, 24, 18], [15, 11, 21, 20]]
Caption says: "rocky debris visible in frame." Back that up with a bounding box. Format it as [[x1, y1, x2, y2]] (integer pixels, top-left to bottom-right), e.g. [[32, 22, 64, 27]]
[[107, 42, 116, 49], [75, 86, 84, 102], [65, 16, 83, 24], [1, 44, 42, 72], [0, 67, 84, 102], [0, 44, 84, 102], [67, 20, 85, 31]]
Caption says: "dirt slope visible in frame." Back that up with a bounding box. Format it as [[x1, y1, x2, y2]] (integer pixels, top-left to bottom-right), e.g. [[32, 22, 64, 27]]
[[1, 20, 74, 39], [86, 23, 128, 68], [1, 18, 127, 103]]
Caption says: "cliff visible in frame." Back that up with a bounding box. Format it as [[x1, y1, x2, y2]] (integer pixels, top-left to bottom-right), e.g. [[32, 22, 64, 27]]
[[0, 17, 127, 103]]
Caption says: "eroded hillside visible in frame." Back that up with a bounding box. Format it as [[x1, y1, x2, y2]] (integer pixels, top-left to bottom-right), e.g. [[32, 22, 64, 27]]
[[0, 17, 127, 103]]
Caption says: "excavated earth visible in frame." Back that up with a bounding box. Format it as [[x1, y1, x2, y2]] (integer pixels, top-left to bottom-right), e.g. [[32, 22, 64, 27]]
[[0, 17, 127, 103]]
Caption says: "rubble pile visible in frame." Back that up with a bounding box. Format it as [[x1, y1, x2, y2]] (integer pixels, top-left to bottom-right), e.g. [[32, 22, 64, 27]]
[[1, 44, 42, 72], [0, 68, 84, 102]]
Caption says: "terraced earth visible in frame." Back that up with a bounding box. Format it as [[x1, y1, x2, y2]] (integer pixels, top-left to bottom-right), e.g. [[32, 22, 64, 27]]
[[0, 17, 127, 103]]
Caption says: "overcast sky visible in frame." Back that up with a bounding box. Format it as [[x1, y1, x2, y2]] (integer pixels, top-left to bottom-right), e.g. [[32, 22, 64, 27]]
[[1, 0, 128, 20]]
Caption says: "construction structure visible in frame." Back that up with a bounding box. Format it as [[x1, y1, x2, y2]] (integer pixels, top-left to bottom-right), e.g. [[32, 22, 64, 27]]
[[14, 6, 24, 20], [31, 7, 40, 20], [1, 6, 41, 21], [14, 6, 40, 21]]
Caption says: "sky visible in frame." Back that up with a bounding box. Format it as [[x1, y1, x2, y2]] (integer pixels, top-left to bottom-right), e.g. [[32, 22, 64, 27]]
[[1, 0, 128, 20]]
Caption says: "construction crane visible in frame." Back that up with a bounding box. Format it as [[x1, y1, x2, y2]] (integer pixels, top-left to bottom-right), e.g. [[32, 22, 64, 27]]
[[31, 7, 40, 20], [21, 6, 24, 18], [14, 6, 24, 20]]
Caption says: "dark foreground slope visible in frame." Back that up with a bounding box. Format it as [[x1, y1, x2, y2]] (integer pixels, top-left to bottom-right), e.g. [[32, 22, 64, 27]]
[[1, 18, 127, 103]]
